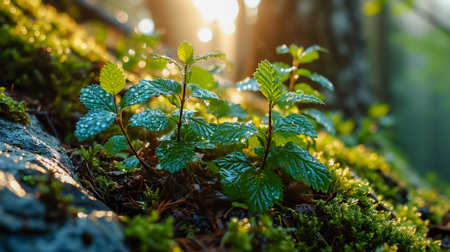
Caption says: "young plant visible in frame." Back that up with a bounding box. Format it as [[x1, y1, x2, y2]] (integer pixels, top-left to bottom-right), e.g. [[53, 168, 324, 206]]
[[216, 60, 332, 213], [74, 62, 159, 175]]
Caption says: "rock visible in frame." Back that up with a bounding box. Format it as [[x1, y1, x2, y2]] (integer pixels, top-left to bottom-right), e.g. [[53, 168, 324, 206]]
[[0, 116, 128, 252]]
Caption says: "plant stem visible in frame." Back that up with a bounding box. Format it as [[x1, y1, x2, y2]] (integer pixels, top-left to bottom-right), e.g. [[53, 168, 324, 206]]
[[261, 101, 273, 170], [288, 59, 299, 92], [176, 64, 188, 142], [113, 95, 159, 177]]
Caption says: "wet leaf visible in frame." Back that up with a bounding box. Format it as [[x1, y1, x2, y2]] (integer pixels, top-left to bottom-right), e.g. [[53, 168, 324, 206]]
[[156, 140, 195, 173], [237, 77, 260, 92], [253, 60, 283, 102], [211, 121, 258, 145], [299, 45, 328, 64], [129, 109, 170, 132], [75, 110, 116, 141], [148, 78, 182, 96], [272, 111, 317, 138], [122, 156, 140, 171], [178, 40, 194, 64], [241, 169, 283, 213], [80, 84, 115, 112], [303, 109, 336, 135], [268, 142, 331, 192], [216, 152, 255, 199], [122, 80, 159, 107], [187, 84, 219, 100], [281, 91, 325, 105]]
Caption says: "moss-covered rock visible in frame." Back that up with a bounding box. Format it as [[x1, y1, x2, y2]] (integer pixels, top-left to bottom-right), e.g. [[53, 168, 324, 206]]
[[0, 87, 29, 124]]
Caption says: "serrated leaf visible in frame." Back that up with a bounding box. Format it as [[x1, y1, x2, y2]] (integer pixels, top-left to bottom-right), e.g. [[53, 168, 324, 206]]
[[211, 121, 258, 145], [129, 108, 170, 131], [122, 80, 159, 107], [253, 60, 283, 102], [276, 44, 290, 54], [268, 142, 331, 192], [236, 77, 260, 92], [100, 62, 126, 95], [216, 152, 255, 199], [299, 45, 327, 63], [172, 109, 197, 119], [75, 110, 116, 141], [194, 51, 226, 62], [280, 91, 325, 105], [156, 140, 195, 173], [105, 135, 128, 156], [80, 84, 115, 112], [182, 116, 215, 140], [178, 41, 194, 64], [187, 84, 219, 100], [189, 65, 217, 90], [150, 55, 182, 72], [148, 78, 182, 96], [272, 111, 317, 138], [122, 156, 140, 171], [303, 109, 336, 135], [241, 169, 283, 213], [207, 100, 247, 119]]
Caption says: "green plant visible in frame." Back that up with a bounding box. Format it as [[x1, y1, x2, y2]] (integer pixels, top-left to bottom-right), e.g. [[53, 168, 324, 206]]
[[0, 86, 29, 123], [124, 211, 177, 252], [78, 144, 102, 172], [215, 60, 332, 213]]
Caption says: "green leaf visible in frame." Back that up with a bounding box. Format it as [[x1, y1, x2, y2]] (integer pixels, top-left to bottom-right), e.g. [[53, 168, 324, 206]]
[[289, 44, 303, 60], [211, 121, 258, 145], [80, 84, 115, 112], [297, 69, 334, 91], [193, 141, 216, 150], [105, 135, 128, 156], [149, 78, 182, 96], [100, 62, 126, 95], [150, 54, 182, 72], [156, 140, 195, 173], [187, 84, 219, 100], [182, 116, 215, 140], [273, 62, 295, 82], [178, 40, 194, 64], [281, 91, 325, 105], [237, 77, 260, 92], [207, 100, 247, 119], [268, 142, 331, 192], [299, 45, 328, 64], [172, 109, 197, 119], [189, 65, 217, 90], [303, 109, 336, 135], [75, 110, 116, 141], [129, 109, 170, 131], [272, 111, 317, 138], [253, 60, 283, 102], [193, 51, 226, 62], [276, 44, 290, 54], [241, 169, 283, 213], [122, 156, 140, 171], [122, 80, 159, 107], [216, 152, 255, 199]]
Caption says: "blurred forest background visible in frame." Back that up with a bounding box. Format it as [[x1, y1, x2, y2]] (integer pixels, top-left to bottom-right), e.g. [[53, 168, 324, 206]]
[[35, 0, 450, 183]]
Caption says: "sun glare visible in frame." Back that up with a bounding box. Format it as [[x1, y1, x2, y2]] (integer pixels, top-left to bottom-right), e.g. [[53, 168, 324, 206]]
[[193, 0, 239, 34]]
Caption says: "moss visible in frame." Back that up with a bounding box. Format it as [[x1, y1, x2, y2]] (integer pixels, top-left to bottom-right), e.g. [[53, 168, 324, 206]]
[[0, 87, 29, 124]]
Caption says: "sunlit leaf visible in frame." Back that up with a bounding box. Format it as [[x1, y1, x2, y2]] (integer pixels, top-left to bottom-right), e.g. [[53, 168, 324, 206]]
[[297, 68, 334, 91], [100, 62, 126, 95], [237, 77, 260, 92], [182, 116, 215, 140], [148, 78, 182, 96], [189, 65, 217, 90], [299, 45, 328, 64], [80, 84, 115, 112], [194, 51, 226, 62], [281, 91, 325, 105], [178, 40, 194, 64], [268, 142, 331, 192], [254, 60, 284, 102]]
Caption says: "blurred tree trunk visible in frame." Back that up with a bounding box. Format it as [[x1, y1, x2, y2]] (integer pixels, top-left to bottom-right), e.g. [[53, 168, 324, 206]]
[[243, 0, 375, 118]]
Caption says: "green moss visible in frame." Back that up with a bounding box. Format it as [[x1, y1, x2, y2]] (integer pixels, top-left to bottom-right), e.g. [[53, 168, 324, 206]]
[[0, 87, 29, 123], [124, 211, 177, 252]]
